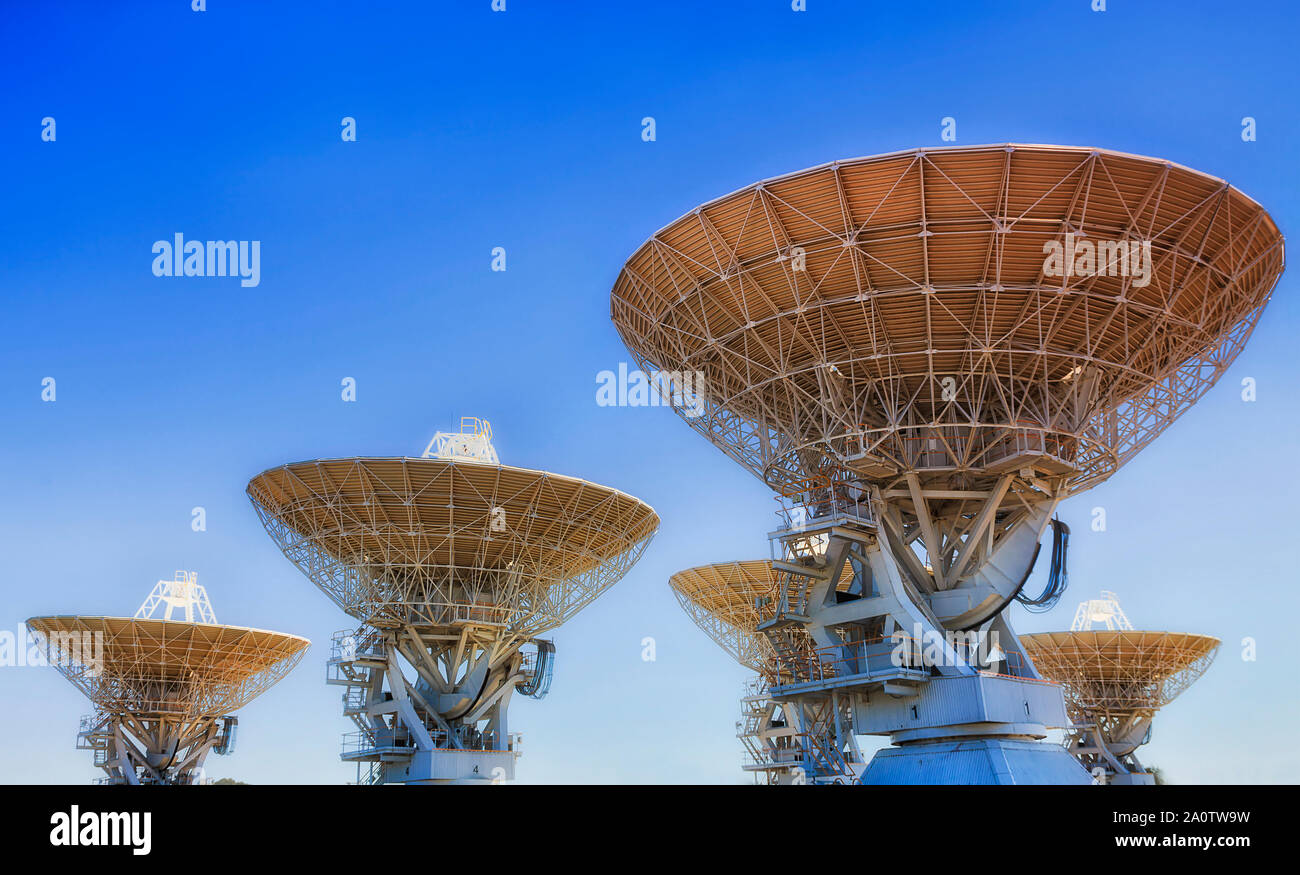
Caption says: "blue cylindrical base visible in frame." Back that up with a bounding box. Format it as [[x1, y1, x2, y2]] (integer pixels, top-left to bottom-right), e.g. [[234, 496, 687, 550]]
[[860, 738, 1093, 785]]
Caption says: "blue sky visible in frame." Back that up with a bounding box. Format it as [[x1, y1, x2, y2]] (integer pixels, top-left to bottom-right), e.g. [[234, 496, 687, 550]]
[[1, 0, 1297, 784]]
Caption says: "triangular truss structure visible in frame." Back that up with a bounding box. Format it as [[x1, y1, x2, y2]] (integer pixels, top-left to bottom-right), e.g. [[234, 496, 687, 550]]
[[422, 416, 499, 465], [135, 570, 216, 624], [1071, 590, 1133, 631]]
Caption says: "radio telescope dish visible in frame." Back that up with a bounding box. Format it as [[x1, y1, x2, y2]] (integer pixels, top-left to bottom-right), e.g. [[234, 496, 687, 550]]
[[27, 571, 309, 785], [247, 418, 658, 783], [671, 560, 796, 672], [670, 559, 857, 672], [1022, 630, 1219, 714], [1021, 593, 1219, 784], [613, 144, 1283, 496], [616, 145, 1281, 784], [670, 559, 866, 783]]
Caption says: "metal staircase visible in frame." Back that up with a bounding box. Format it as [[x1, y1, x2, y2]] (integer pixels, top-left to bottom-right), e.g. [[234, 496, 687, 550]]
[[735, 679, 796, 783], [327, 628, 417, 779], [76, 713, 114, 772]]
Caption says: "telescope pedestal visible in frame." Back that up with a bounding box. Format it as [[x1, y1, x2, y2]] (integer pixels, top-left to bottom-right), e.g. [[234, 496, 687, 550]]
[[367, 748, 521, 785], [864, 739, 1089, 785], [851, 674, 1089, 784], [329, 626, 537, 784], [1066, 716, 1157, 785], [765, 485, 1088, 784], [78, 711, 232, 785]]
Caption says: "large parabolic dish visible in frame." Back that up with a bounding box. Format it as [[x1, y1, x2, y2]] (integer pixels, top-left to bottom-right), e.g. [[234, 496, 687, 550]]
[[612, 144, 1284, 495], [670, 560, 789, 672], [246, 420, 659, 784]]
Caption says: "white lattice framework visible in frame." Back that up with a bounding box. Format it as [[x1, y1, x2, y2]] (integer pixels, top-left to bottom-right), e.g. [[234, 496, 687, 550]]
[[1071, 590, 1134, 631], [422, 416, 500, 465], [135, 570, 217, 624]]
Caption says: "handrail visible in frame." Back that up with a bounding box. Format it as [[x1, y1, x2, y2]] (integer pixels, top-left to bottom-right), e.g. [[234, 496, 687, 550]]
[[773, 483, 874, 533], [341, 728, 517, 756]]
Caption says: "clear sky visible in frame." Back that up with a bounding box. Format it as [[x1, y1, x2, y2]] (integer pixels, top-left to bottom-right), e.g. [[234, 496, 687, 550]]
[[1, 0, 1296, 784]]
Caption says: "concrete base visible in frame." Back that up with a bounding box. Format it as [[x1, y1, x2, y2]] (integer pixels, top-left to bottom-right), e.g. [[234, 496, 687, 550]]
[[860, 738, 1093, 785]]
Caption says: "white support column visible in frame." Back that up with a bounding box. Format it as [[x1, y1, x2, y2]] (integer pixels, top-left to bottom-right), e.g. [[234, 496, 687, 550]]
[[385, 649, 435, 751]]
